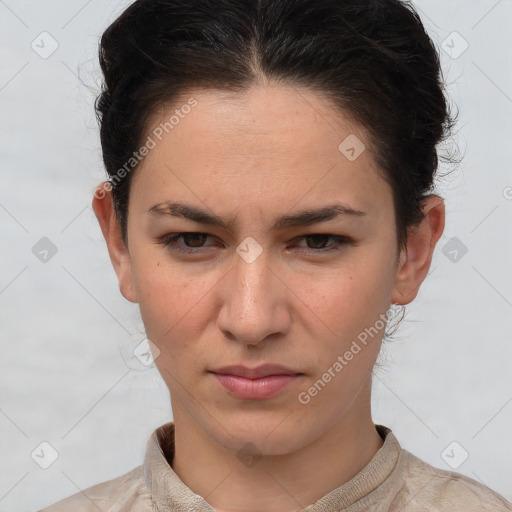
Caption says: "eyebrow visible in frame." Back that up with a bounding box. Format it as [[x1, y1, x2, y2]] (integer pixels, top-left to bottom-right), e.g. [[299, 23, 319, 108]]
[[147, 201, 368, 231]]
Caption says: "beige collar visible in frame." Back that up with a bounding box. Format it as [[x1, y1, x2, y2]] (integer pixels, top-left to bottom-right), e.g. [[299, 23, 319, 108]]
[[143, 422, 401, 511]]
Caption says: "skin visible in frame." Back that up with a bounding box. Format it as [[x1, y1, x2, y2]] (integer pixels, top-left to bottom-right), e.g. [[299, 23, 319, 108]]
[[92, 83, 445, 512]]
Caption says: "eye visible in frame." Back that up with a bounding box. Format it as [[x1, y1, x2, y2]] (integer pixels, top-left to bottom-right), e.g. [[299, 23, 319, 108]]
[[157, 232, 218, 254], [293, 234, 351, 254], [156, 232, 352, 256]]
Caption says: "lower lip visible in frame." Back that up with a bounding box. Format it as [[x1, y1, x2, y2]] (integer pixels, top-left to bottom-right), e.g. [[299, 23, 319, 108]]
[[211, 373, 301, 399]]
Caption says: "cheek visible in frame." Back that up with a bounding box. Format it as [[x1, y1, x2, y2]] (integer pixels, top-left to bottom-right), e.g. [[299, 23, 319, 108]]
[[303, 260, 390, 337], [136, 273, 208, 388], [133, 258, 207, 348], [295, 278, 385, 412], [295, 258, 392, 379]]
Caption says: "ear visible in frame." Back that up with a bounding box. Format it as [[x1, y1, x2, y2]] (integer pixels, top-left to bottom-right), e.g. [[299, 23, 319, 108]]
[[391, 194, 445, 305], [92, 183, 138, 303]]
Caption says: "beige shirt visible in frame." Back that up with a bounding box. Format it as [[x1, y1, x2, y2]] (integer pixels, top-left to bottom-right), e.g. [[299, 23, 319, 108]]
[[40, 422, 512, 511]]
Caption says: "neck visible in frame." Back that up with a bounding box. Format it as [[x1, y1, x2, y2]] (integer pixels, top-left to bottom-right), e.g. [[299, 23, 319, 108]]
[[171, 397, 383, 511]]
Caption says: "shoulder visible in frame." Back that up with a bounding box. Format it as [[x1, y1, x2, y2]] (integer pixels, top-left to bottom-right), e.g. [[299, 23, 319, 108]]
[[390, 448, 512, 511], [39, 465, 152, 512]]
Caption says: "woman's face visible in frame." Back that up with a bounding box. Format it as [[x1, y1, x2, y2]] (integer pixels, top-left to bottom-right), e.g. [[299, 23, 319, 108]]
[[104, 84, 411, 454]]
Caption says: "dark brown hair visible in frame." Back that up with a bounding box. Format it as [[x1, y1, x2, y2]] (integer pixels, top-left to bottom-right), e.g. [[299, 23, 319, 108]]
[[95, 0, 458, 256]]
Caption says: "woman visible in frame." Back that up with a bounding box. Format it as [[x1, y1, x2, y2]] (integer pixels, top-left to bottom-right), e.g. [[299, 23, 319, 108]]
[[41, 0, 512, 510]]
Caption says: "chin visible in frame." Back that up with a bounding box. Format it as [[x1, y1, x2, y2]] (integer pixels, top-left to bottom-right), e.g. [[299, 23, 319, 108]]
[[205, 408, 317, 456]]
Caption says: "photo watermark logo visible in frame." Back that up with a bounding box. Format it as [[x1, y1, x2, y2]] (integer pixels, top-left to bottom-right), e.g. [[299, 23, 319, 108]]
[[297, 305, 401, 405], [94, 97, 198, 199]]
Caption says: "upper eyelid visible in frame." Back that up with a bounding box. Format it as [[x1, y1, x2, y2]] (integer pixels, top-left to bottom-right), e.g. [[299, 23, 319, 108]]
[[168, 232, 344, 240], [163, 232, 349, 247]]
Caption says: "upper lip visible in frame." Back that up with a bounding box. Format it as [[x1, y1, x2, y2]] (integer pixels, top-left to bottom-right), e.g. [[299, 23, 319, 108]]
[[210, 364, 301, 379]]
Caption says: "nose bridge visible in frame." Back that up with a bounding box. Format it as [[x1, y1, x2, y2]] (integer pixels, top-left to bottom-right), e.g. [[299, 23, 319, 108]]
[[233, 246, 273, 315]]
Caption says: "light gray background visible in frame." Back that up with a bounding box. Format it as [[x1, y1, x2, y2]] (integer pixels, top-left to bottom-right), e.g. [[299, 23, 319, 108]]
[[1, 1, 511, 510]]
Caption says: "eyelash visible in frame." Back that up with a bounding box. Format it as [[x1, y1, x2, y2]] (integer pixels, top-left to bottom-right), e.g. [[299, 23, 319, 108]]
[[156, 232, 351, 256]]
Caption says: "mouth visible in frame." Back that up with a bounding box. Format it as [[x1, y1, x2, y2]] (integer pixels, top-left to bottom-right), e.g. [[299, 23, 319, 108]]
[[208, 364, 303, 400]]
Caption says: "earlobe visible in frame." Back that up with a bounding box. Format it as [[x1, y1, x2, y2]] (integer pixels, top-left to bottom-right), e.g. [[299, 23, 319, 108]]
[[92, 183, 139, 304], [391, 195, 445, 305]]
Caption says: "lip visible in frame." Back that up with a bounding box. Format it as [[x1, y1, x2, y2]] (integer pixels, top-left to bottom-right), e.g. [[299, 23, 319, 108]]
[[209, 364, 303, 400], [210, 364, 300, 379]]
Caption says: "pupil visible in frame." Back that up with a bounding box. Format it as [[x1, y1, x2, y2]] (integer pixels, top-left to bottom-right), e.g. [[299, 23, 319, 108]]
[[306, 235, 328, 248], [185, 233, 207, 247]]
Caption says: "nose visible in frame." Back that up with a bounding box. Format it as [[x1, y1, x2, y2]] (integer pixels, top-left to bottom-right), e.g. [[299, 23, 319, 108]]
[[216, 248, 291, 347]]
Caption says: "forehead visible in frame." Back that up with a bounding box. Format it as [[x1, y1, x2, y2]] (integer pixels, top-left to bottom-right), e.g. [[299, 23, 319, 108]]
[[131, 84, 391, 219]]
